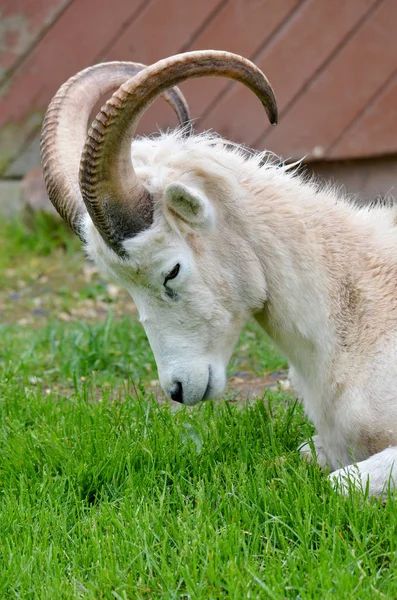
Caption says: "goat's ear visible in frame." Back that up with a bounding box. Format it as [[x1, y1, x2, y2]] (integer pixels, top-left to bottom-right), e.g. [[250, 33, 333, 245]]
[[164, 182, 215, 228]]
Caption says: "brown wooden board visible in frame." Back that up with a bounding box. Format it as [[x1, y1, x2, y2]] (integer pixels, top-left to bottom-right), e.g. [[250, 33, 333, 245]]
[[0, 0, 71, 82], [260, 0, 397, 160], [0, 0, 223, 173], [102, 0, 224, 136], [199, 0, 378, 151], [102, 0, 223, 64], [2, 0, 397, 177], [328, 69, 397, 159], [159, 0, 302, 121], [0, 0, 149, 173]]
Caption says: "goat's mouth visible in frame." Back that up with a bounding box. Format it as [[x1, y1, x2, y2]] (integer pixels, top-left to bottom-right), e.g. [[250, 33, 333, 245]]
[[202, 366, 212, 401]]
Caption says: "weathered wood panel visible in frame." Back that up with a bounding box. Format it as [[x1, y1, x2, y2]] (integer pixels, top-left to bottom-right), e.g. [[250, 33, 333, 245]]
[[102, 0, 224, 136], [200, 0, 378, 148], [0, 0, 149, 173], [0, 0, 71, 81], [134, 0, 302, 137], [176, 0, 302, 116], [1, 0, 397, 176], [103, 0, 223, 64], [328, 69, 397, 159], [0, 0, 222, 174], [261, 0, 397, 159]]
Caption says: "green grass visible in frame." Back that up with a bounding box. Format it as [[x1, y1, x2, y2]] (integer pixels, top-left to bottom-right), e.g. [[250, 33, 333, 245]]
[[0, 211, 80, 268], [0, 215, 397, 599]]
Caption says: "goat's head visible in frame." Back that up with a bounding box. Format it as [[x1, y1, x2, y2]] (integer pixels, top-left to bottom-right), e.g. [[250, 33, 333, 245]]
[[41, 51, 278, 405]]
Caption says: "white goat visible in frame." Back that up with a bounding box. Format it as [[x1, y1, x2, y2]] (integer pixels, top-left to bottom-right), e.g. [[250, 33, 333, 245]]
[[41, 51, 397, 498]]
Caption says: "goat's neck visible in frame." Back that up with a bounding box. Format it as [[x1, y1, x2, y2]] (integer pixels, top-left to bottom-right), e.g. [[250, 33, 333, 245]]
[[241, 175, 346, 377]]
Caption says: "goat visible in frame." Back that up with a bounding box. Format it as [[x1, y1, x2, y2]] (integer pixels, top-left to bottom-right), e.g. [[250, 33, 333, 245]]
[[41, 51, 397, 498]]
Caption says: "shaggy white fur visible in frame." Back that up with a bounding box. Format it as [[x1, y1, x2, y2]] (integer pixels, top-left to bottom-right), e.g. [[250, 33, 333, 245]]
[[84, 130, 397, 498]]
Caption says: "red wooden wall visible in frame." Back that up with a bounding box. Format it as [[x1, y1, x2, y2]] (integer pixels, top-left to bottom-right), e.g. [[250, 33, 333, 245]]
[[0, 0, 396, 177]]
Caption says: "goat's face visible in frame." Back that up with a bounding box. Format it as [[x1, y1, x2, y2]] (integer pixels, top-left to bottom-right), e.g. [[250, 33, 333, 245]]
[[85, 146, 267, 405], [41, 51, 277, 405]]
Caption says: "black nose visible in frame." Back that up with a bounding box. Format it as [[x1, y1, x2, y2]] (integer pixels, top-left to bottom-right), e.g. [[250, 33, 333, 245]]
[[170, 381, 183, 403]]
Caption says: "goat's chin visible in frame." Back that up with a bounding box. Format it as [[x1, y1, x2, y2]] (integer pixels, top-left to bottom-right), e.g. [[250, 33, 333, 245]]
[[181, 365, 227, 406], [204, 364, 227, 402]]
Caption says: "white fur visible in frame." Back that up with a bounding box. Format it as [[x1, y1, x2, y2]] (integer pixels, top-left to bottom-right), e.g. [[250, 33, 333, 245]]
[[83, 130, 397, 497]]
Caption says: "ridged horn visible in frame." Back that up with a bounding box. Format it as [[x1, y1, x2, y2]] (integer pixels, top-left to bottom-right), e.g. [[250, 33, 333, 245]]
[[40, 61, 191, 239], [79, 50, 278, 255]]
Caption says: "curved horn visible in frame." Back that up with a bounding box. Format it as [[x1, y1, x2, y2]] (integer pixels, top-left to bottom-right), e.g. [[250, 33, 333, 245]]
[[40, 61, 191, 238], [79, 50, 278, 255]]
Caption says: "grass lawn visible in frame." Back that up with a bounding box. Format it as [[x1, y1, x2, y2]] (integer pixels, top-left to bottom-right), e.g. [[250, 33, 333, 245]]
[[1, 215, 397, 599]]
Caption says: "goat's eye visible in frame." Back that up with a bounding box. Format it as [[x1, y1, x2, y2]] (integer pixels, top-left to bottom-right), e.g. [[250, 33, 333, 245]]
[[164, 263, 180, 285]]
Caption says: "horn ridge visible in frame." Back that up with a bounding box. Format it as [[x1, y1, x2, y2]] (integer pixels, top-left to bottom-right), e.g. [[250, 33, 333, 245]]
[[80, 50, 278, 254], [40, 61, 191, 238]]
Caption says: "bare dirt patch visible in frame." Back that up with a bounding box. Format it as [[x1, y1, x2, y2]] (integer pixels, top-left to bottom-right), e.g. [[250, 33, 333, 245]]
[[0, 253, 136, 326]]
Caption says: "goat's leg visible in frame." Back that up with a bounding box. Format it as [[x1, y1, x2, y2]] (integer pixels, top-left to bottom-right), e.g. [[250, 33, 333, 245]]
[[328, 447, 397, 497], [299, 434, 330, 469]]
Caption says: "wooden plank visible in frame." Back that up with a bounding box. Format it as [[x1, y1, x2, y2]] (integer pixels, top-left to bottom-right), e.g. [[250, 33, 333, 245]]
[[171, 0, 302, 117], [0, 0, 149, 173], [122, 0, 302, 137], [328, 70, 397, 159], [260, 0, 397, 160], [103, 0, 223, 64], [0, 0, 222, 173], [0, 0, 71, 82], [199, 0, 377, 149], [103, 0, 224, 136]]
